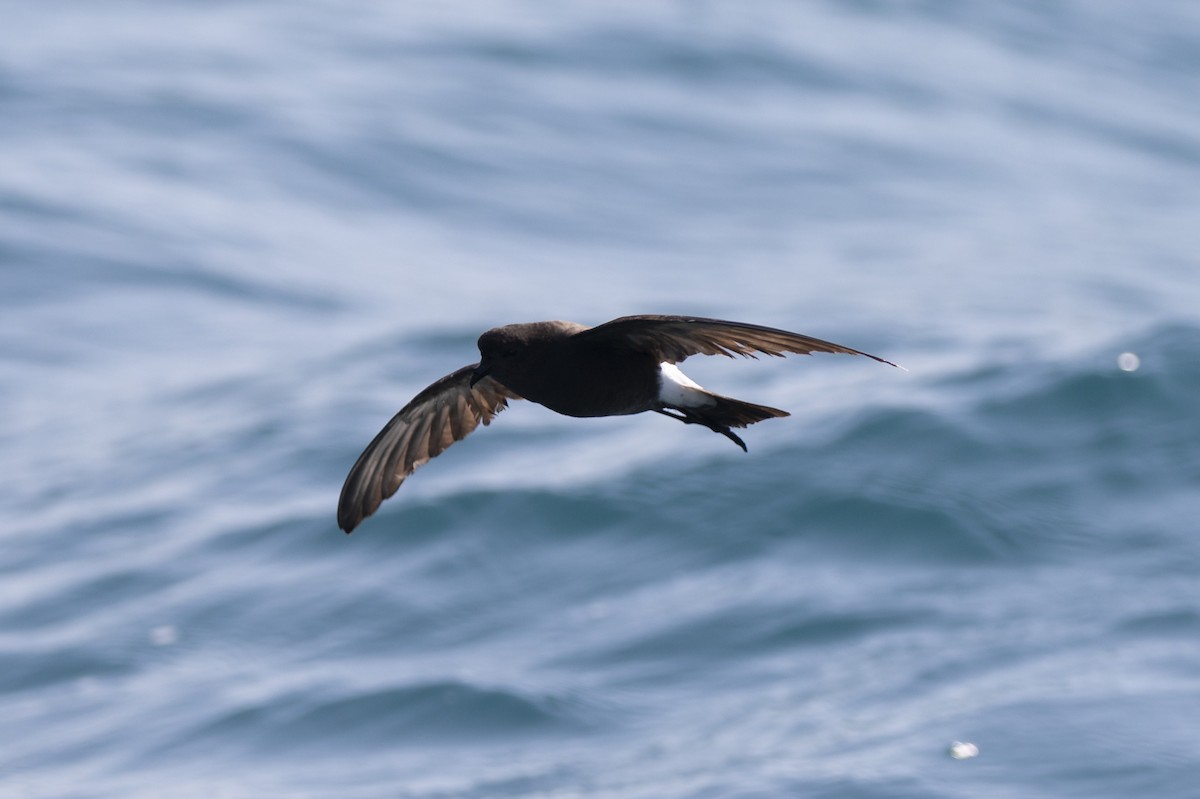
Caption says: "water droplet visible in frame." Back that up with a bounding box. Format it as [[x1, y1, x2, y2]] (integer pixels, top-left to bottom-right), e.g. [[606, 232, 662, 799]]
[[948, 741, 979, 759], [1117, 352, 1140, 372], [150, 625, 179, 646]]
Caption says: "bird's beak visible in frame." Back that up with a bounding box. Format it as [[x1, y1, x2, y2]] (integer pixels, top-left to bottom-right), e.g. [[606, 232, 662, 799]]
[[469, 362, 491, 388]]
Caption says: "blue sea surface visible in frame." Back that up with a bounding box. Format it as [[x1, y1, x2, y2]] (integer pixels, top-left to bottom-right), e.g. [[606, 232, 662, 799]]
[[3, 2, 1200, 797]]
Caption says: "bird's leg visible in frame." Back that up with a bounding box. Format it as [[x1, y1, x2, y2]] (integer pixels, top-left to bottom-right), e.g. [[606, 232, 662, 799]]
[[653, 409, 748, 452], [713, 426, 748, 452]]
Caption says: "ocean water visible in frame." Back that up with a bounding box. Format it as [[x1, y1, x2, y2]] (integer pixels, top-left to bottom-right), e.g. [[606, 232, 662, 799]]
[[3, 1, 1200, 797]]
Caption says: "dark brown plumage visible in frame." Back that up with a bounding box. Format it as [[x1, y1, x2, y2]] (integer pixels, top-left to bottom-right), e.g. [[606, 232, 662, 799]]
[[337, 315, 898, 533]]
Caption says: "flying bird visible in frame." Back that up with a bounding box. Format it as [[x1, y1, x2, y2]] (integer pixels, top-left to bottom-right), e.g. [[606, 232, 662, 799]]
[[338, 315, 899, 533]]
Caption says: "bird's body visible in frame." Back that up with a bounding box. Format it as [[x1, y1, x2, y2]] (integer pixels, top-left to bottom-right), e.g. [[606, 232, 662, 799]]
[[479, 321, 660, 417], [338, 315, 898, 533]]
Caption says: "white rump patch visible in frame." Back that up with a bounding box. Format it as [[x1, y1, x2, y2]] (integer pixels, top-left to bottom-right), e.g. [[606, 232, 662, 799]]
[[658, 362, 715, 408]]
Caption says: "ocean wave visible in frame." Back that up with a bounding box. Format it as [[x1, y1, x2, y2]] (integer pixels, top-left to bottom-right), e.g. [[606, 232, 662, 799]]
[[159, 677, 602, 760]]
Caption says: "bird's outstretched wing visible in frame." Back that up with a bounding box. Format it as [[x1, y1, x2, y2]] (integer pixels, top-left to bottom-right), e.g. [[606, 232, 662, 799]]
[[337, 365, 517, 533], [575, 315, 900, 366]]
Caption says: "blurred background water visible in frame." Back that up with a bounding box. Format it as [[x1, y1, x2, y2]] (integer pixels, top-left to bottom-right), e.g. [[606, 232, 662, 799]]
[[2, 1, 1199, 797]]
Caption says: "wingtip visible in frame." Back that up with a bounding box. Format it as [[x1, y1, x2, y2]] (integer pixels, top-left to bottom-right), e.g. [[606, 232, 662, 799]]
[[863, 352, 905, 371], [337, 510, 360, 535]]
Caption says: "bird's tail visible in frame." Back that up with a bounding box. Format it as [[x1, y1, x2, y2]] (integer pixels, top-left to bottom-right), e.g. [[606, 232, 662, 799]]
[[658, 392, 788, 451], [693, 392, 789, 428]]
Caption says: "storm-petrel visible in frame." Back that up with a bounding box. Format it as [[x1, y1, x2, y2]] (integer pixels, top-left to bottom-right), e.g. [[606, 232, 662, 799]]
[[337, 315, 898, 533]]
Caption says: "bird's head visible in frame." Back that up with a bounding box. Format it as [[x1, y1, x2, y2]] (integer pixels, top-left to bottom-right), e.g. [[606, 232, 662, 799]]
[[472, 327, 529, 387]]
